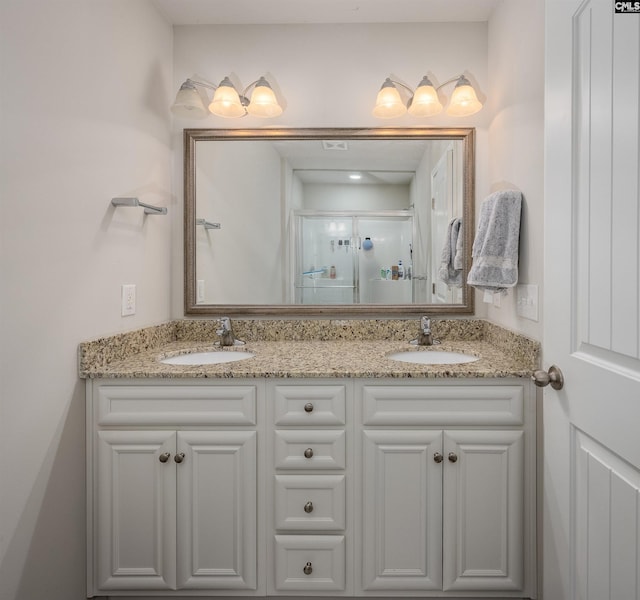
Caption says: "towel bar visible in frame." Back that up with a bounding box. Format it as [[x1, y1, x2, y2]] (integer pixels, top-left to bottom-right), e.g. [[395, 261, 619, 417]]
[[111, 197, 167, 215]]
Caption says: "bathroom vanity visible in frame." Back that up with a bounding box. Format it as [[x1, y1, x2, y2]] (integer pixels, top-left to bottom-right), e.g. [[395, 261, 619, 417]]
[[80, 319, 539, 599]]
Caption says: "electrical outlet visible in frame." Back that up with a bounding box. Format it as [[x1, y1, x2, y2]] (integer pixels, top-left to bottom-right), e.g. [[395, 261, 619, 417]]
[[121, 284, 136, 316], [197, 279, 205, 303]]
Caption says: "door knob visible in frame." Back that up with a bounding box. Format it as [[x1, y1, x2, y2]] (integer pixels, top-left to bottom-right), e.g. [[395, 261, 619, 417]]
[[158, 452, 171, 463], [433, 452, 444, 463], [304, 501, 314, 513], [303, 562, 313, 575], [304, 403, 314, 413], [532, 365, 564, 390], [304, 448, 314, 459], [174, 452, 185, 463], [448, 452, 458, 463]]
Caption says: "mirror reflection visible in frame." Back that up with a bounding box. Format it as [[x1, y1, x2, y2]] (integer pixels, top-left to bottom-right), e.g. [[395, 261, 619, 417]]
[[185, 128, 475, 316]]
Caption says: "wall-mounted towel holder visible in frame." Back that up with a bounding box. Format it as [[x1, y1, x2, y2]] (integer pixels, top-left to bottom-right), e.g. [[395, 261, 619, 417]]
[[111, 197, 167, 215], [196, 218, 221, 230]]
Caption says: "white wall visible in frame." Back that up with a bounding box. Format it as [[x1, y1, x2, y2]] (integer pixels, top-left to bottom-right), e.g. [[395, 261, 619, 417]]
[[171, 22, 491, 316], [196, 141, 283, 303], [0, 2, 173, 599], [484, 0, 545, 340]]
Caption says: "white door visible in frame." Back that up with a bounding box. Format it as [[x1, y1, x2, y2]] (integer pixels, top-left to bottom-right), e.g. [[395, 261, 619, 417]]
[[544, 1, 640, 599], [442, 430, 524, 592], [176, 430, 258, 590], [361, 429, 443, 591], [431, 146, 456, 304], [95, 430, 177, 591]]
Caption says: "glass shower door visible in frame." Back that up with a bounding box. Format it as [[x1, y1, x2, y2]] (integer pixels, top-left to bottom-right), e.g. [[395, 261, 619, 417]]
[[294, 214, 357, 304]]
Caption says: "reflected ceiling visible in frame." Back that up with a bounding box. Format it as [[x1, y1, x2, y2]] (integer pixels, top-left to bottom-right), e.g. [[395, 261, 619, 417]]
[[152, 0, 499, 25]]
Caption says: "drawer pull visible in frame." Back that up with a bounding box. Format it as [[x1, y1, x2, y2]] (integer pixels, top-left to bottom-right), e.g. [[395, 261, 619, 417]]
[[448, 452, 458, 463], [304, 501, 314, 513], [159, 452, 171, 463], [304, 402, 314, 413], [303, 561, 313, 575], [433, 452, 443, 463], [174, 452, 185, 464], [304, 447, 314, 459]]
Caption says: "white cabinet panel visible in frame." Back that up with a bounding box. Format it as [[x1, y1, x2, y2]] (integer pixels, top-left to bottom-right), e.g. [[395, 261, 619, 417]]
[[442, 430, 524, 591], [177, 431, 257, 590], [273, 385, 346, 425], [97, 384, 257, 426], [362, 385, 524, 426], [274, 535, 346, 591], [275, 475, 346, 531], [96, 430, 177, 591], [274, 429, 346, 470], [361, 430, 443, 591]]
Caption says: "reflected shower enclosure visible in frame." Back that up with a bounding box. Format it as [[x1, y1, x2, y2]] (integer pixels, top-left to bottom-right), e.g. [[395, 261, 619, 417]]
[[294, 212, 414, 305]]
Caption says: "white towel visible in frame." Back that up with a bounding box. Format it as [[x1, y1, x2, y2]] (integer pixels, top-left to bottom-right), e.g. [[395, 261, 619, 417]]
[[438, 217, 463, 287], [467, 190, 522, 293]]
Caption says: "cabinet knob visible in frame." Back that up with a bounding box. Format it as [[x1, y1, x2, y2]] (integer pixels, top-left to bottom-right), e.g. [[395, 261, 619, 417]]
[[433, 452, 444, 463], [448, 452, 458, 463], [304, 501, 314, 513], [304, 448, 314, 459], [174, 452, 185, 464], [159, 452, 171, 463], [303, 562, 313, 575], [304, 402, 314, 413]]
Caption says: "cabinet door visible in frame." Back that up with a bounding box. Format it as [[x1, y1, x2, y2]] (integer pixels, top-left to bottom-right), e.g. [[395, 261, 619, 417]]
[[176, 430, 257, 590], [361, 430, 443, 591], [443, 430, 524, 592], [96, 430, 177, 591]]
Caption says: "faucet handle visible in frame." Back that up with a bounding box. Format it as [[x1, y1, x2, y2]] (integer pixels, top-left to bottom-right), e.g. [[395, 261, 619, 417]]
[[420, 316, 431, 332]]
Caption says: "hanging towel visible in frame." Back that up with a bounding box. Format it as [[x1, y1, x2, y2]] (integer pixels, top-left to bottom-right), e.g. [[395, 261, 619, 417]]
[[438, 217, 463, 287], [467, 190, 522, 293]]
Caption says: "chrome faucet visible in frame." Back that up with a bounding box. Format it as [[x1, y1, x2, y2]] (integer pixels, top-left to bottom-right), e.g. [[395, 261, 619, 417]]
[[216, 317, 245, 347], [410, 316, 437, 346]]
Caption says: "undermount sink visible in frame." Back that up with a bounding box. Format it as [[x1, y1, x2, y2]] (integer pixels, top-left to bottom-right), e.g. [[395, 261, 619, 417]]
[[387, 350, 480, 365], [160, 351, 254, 365]]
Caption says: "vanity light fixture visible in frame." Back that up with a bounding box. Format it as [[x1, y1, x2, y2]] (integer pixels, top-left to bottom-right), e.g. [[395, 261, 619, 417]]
[[372, 74, 483, 118], [171, 75, 283, 119]]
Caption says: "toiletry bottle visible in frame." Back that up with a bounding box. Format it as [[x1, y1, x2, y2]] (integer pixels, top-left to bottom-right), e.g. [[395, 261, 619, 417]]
[[398, 260, 404, 280], [329, 265, 336, 279], [391, 265, 399, 280]]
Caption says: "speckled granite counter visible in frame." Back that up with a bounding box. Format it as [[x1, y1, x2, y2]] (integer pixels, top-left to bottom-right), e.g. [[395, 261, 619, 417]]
[[79, 319, 539, 379]]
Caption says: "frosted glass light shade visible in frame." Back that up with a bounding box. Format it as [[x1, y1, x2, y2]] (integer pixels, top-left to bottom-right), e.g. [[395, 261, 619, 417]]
[[407, 76, 443, 117], [209, 77, 246, 118], [171, 81, 208, 118], [372, 78, 407, 118], [247, 77, 283, 117], [446, 76, 483, 116]]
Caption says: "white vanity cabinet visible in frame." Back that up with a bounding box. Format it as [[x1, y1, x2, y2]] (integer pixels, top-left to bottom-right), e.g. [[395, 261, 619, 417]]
[[267, 382, 352, 596], [356, 380, 536, 598], [87, 376, 535, 599], [86, 380, 265, 597]]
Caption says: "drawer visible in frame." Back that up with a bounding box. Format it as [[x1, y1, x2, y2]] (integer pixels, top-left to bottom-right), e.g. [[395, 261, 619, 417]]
[[96, 385, 256, 426], [362, 385, 524, 426], [275, 475, 346, 531], [273, 385, 345, 426], [273, 535, 345, 591], [274, 430, 346, 470]]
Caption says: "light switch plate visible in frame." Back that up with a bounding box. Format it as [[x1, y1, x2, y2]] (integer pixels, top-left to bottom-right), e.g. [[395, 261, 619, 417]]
[[516, 284, 539, 321], [121, 284, 136, 316], [197, 279, 205, 303]]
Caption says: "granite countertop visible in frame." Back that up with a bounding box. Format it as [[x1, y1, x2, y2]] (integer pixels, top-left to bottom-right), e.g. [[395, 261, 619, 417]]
[[79, 319, 539, 380]]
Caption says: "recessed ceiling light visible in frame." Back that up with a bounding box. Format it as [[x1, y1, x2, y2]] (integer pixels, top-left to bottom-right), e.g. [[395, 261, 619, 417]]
[[349, 173, 362, 180]]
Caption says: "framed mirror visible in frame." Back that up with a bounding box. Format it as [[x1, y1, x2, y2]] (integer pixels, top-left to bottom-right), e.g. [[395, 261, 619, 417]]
[[184, 128, 475, 316]]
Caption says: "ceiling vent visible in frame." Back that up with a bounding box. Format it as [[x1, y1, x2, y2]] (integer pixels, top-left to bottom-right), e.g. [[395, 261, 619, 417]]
[[322, 140, 349, 151]]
